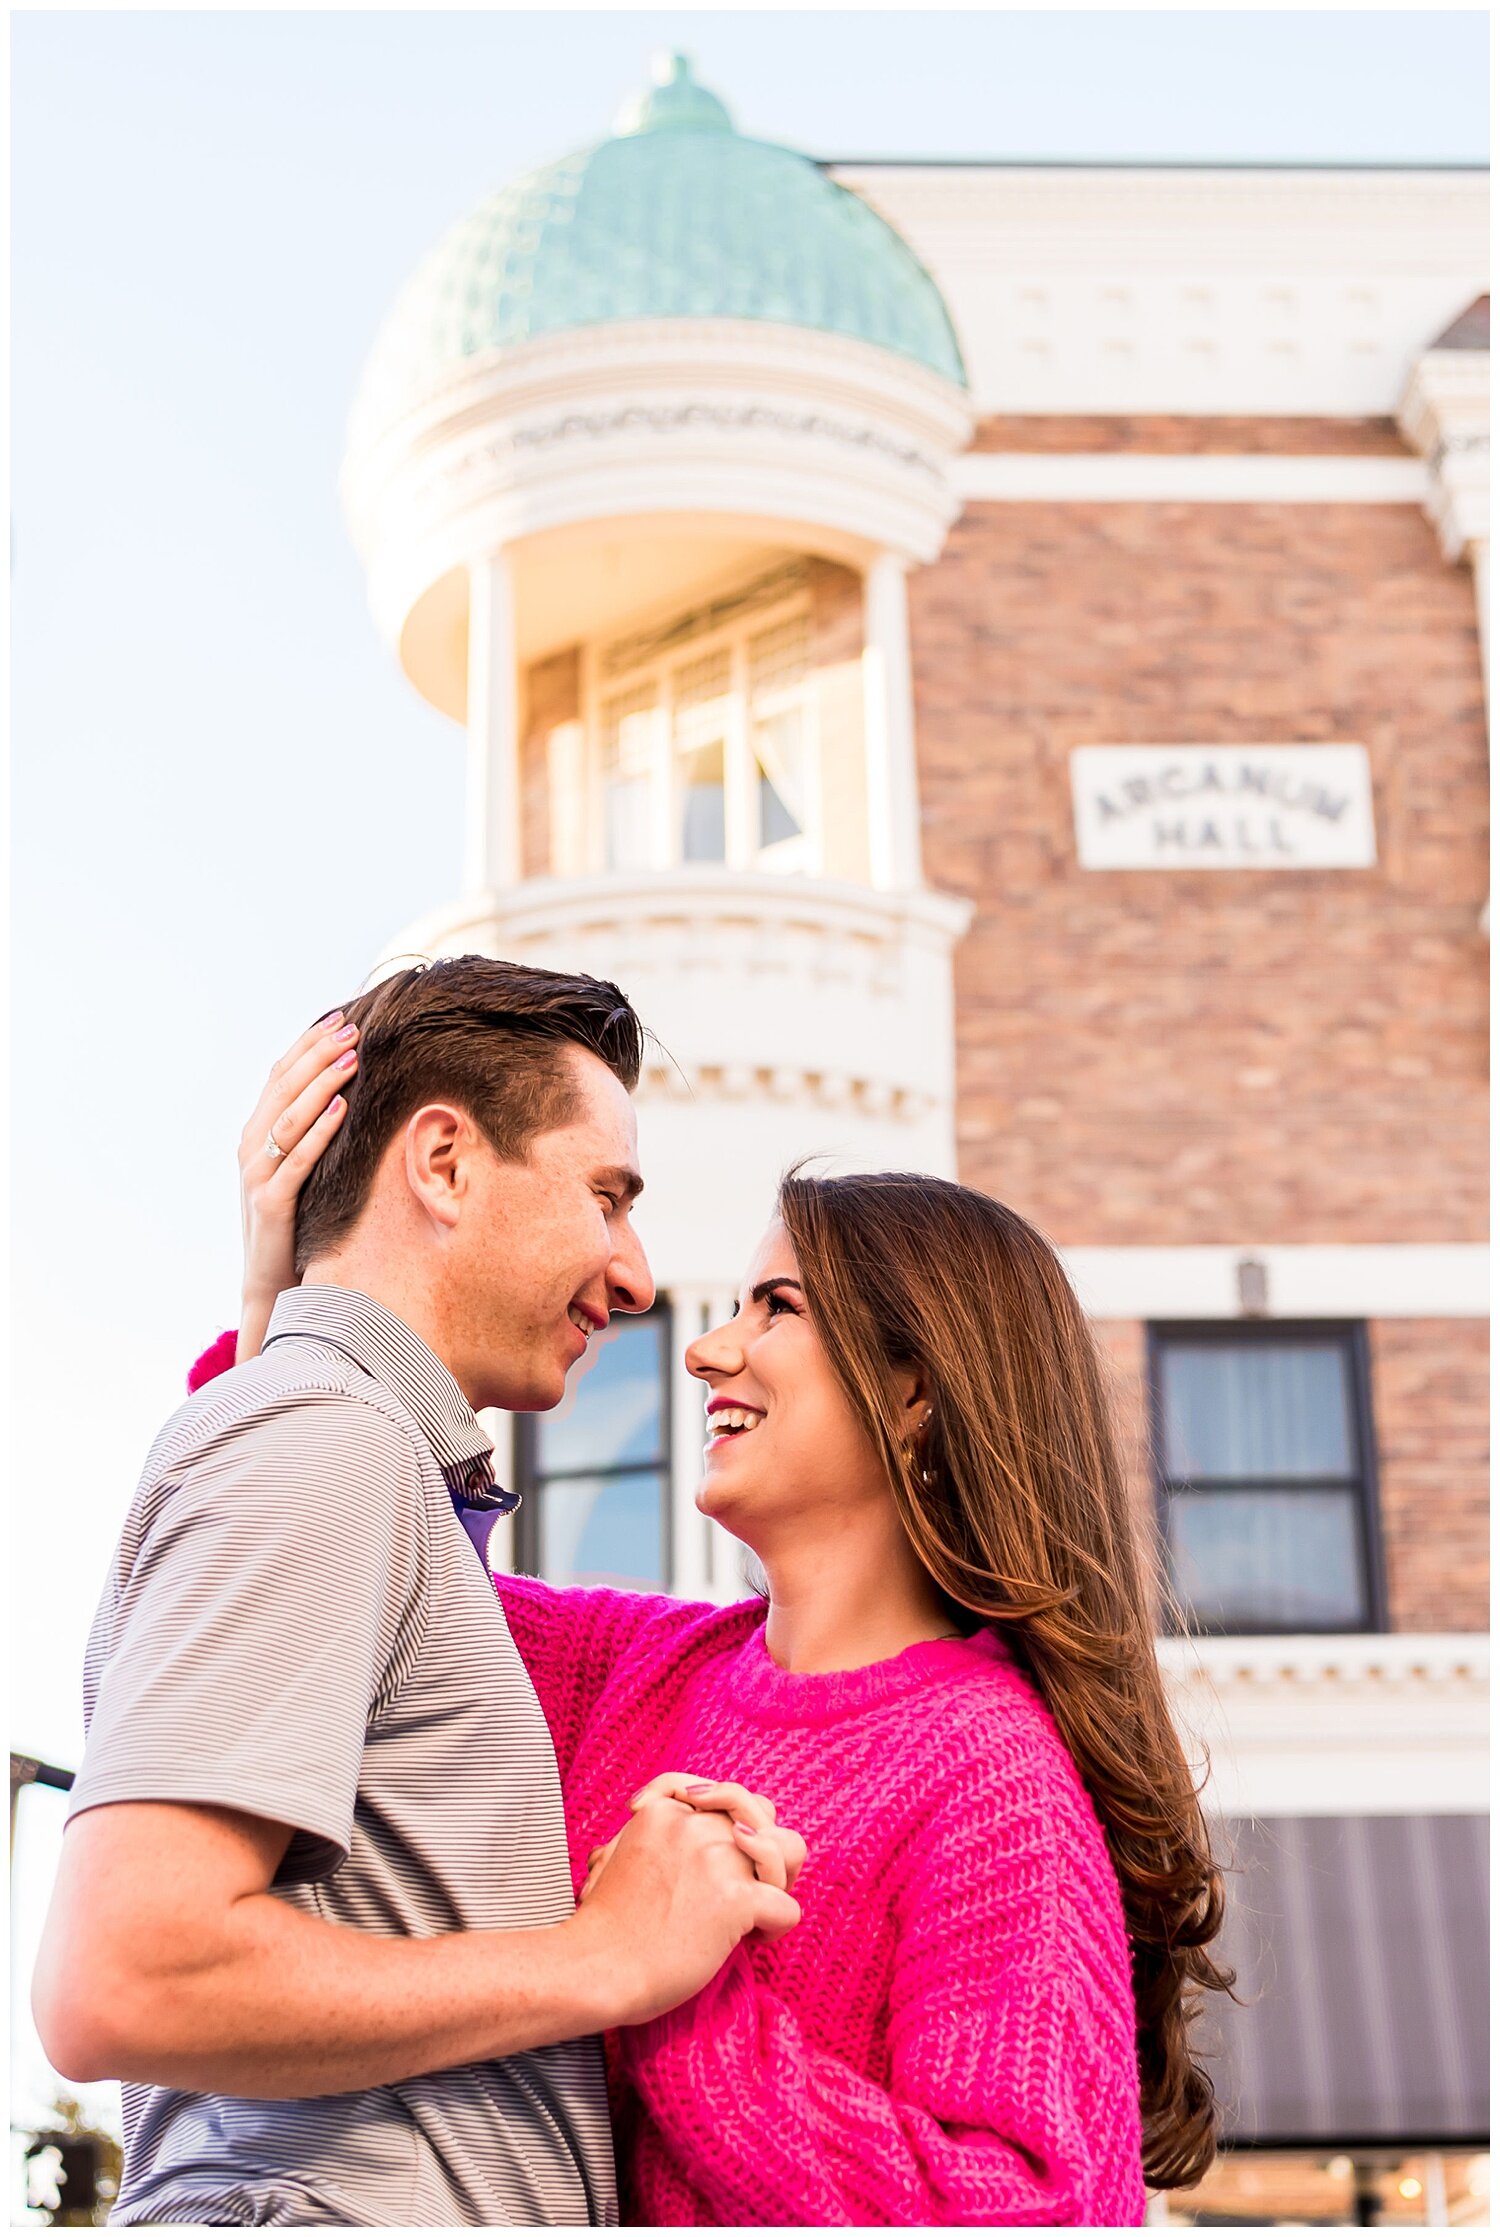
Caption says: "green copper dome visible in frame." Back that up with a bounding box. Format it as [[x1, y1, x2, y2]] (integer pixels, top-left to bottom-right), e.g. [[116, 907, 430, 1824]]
[[356, 54, 966, 417]]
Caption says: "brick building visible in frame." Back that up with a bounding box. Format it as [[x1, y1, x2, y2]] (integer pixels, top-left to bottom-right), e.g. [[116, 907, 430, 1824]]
[[342, 56, 1489, 2223]]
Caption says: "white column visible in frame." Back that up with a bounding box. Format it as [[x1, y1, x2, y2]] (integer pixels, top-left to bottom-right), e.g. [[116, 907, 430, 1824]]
[[668, 1288, 714, 1600], [862, 551, 923, 891], [668, 1286, 749, 1603], [464, 551, 522, 896]]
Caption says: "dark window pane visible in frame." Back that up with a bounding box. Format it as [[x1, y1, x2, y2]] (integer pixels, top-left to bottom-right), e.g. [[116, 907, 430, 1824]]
[[1168, 1488, 1367, 1629], [538, 1318, 665, 1475], [541, 1469, 667, 1589], [1161, 1342, 1352, 1482]]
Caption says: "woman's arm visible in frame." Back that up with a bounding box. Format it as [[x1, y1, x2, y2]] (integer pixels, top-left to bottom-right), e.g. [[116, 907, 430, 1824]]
[[496, 1575, 717, 1787], [238, 1012, 363, 1360], [613, 1778, 1146, 2228], [187, 1018, 361, 1387]]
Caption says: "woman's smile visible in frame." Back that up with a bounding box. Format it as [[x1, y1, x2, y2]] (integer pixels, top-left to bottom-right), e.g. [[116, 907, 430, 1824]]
[[703, 1396, 767, 1454]]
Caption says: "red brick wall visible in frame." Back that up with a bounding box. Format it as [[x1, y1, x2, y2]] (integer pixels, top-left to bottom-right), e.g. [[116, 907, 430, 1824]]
[[1370, 1318, 1489, 1631], [912, 499, 1489, 1245], [969, 414, 1410, 455], [1091, 1318, 1166, 1616]]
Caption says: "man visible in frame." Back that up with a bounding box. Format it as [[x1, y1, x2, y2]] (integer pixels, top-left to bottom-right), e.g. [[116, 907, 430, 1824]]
[[33, 956, 799, 2227]]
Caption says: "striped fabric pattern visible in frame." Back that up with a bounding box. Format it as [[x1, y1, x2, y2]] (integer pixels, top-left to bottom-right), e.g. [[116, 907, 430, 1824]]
[[68, 1285, 617, 2228]]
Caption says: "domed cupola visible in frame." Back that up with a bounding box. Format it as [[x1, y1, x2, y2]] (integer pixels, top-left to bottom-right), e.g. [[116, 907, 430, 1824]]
[[341, 53, 973, 711], [350, 53, 964, 443], [350, 55, 976, 1294]]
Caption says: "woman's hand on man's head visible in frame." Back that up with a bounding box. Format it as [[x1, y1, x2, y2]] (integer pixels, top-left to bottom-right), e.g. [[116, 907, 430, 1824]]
[[235, 1013, 360, 1361]]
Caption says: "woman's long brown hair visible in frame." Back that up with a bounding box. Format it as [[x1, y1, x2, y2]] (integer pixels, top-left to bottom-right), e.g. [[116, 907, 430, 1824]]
[[778, 1169, 1233, 2193]]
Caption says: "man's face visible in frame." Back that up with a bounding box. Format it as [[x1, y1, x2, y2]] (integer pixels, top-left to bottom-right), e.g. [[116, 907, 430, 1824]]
[[446, 1044, 654, 1413]]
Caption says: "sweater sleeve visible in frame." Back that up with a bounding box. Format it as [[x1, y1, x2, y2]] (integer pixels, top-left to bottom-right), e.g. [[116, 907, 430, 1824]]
[[187, 1328, 239, 1392], [495, 1573, 716, 1785], [613, 1774, 1144, 2228]]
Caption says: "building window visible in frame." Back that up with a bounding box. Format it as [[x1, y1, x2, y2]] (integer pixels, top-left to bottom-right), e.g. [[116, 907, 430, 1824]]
[[585, 591, 817, 876], [1148, 1323, 1383, 1635], [513, 1309, 672, 1589]]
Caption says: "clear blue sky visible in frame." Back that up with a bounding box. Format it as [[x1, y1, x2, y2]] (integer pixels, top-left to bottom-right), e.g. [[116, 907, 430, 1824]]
[[7, 3, 1488, 2155]]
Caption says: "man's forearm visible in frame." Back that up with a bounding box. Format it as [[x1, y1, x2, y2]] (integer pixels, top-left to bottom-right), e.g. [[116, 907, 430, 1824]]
[[45, 1892, 627, 2099]]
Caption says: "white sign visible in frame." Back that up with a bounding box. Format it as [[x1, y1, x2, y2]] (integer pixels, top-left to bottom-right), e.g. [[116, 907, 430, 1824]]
[[1070, 745, 1377, 871]]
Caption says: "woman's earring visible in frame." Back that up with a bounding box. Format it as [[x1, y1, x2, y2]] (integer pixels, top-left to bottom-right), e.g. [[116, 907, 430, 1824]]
[[913, 1408, 938, 1491]]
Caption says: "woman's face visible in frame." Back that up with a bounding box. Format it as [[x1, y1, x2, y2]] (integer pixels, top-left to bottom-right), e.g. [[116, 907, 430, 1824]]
[[685, 1220, 907, 1554]]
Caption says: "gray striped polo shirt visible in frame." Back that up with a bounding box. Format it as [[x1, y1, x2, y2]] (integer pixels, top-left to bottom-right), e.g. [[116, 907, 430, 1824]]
[[68, 1285, 617, 2227]]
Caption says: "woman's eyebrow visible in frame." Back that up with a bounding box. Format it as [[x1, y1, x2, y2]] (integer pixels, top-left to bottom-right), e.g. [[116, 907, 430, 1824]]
[[748, 1277, 804, 1306]]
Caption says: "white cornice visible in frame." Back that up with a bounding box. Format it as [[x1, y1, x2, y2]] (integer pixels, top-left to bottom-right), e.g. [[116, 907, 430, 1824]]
[[1058, 1242, 1488, 1320], [832, 165, 1489, 273], [342, 321, 975, 688], [346, 319, 972, 489], [1158, 1632, 1488, 1819], [955, 453, 1427, 504], [833, 165, 1487, 416]]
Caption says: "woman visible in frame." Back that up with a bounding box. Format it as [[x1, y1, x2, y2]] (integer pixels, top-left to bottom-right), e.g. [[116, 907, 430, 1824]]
[[192, 1018, 1230, 2226]]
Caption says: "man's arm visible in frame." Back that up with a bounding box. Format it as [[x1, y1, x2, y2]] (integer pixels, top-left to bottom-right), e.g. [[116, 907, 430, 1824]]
[[33, 1792, 798, 2099]]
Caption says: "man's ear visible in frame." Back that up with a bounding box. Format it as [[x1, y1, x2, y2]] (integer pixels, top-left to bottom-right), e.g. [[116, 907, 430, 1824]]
[[402, 1103, 472, 1232]]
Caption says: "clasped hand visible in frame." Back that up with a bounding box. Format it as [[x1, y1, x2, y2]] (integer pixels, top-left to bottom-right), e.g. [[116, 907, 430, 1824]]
[[582, 1772, 807, 1940]]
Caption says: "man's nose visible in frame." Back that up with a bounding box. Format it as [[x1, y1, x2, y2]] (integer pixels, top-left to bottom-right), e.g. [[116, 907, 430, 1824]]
[[608, 1223, 656, 1315]]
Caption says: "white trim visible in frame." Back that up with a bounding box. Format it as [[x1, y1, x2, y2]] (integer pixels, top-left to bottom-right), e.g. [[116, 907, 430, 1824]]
[[831, 166, 1485, 419], [954, 453, 1429, 505], [1158, 1632, 1488, 1819], [1158, 1632, 1486, 1690], [1057, 1242, 1488, 1321]]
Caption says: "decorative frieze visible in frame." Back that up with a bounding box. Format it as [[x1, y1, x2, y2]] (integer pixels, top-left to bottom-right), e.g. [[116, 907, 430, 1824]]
[[508, 401, 944, 483]]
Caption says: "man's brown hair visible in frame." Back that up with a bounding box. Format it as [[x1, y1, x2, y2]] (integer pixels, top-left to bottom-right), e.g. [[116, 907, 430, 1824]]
[[293, 955, 644, 1274]]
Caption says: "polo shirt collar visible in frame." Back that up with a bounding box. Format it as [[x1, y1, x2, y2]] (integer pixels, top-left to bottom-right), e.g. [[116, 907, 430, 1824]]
[[264, 1284, 500, 1500]]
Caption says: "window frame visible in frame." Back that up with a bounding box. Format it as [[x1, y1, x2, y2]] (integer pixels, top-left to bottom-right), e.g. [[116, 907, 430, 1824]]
[[512, 1303, 675, 1589], [580, 592, 819, 878], [1146, 1319, 1387, 1637]]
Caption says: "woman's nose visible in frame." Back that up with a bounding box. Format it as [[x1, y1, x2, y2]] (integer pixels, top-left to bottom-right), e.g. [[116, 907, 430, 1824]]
[[685, 1316, 744, 1382]]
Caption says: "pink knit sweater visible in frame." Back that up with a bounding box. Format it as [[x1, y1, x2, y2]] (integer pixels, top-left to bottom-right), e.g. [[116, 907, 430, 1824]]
[[500, 1577, 1145, 2228], [188, 1340, 1145, 2226]]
